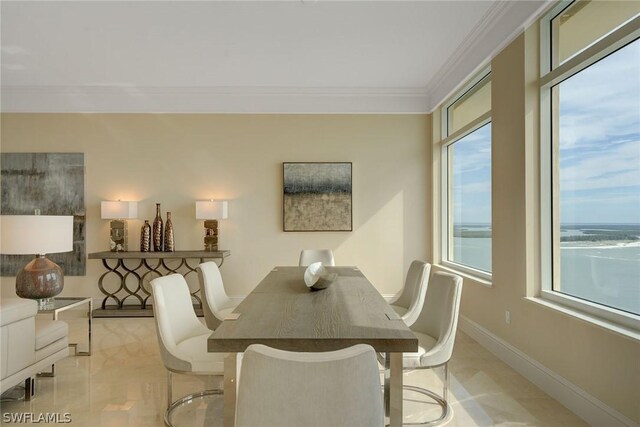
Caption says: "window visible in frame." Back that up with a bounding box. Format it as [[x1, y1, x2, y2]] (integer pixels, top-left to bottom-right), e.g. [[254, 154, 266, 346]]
[[541, 1, 640, 326], [441, 70, 492, 279]]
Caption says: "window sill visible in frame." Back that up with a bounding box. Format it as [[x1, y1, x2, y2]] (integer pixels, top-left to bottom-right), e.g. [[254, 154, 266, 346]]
[[524, 296, 640, 343], [435, 263, 493, 288]]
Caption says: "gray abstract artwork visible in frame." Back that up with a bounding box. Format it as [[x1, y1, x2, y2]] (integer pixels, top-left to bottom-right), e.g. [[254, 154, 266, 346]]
[[1, 153, 86, 276], [283, 162, 352, 231]]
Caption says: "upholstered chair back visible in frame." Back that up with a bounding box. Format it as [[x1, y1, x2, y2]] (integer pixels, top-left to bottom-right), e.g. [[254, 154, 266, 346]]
[[236, 343, 384, 427], [298, 249, 336, 267], [413, 271, 463, 367]]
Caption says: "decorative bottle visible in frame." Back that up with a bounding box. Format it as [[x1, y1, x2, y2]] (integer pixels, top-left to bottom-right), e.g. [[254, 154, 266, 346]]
[[164, 212, 175, 252], [153, 203, 163, 251], [140, 220, 151, 252]]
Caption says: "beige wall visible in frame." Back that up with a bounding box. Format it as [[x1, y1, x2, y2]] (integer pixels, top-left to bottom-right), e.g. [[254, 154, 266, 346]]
[[0, 114, 431, 300], [3, 21, 638, 425], [432, 30, 639, 423]]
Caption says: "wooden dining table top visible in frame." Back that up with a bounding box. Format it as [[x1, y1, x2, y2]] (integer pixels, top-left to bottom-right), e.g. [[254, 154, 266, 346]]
[[207, 266, 418, 353]]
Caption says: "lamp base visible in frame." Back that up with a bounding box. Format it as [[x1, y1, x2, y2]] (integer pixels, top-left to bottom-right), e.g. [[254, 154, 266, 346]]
[[16, 255, 64, 301], [204, 220, 219, 252], [110, 220, 128, 252]]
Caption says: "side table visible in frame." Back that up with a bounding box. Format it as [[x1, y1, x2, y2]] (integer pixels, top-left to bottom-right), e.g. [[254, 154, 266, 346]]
[[39, 297, 92, 356]]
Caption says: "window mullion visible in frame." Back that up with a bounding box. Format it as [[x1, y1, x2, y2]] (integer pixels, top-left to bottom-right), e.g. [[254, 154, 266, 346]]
[[541, 16, 640, 87], [441, 111, 492, 148]]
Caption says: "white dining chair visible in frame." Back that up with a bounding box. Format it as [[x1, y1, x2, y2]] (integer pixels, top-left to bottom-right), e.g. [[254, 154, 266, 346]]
[[236, 343, 384, 427], [150, 274, 224, 426], [196, 261, 239, 330], [389, 260, 431, 327], [383, 271, 463, 426], [298, 249, 335, 267]]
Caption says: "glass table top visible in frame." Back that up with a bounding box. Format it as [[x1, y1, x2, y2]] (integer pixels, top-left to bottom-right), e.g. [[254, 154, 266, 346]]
[[38, 297, 91, 313]]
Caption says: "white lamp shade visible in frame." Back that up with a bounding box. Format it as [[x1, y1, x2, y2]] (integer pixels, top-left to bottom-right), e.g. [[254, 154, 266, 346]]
[[0, 215, 74, 255], [101, 201, 138, 219], [196, 200, 228, 220]]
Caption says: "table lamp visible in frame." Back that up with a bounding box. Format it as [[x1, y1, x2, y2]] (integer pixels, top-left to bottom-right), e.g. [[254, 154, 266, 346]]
[[101, 200, 138, 252], [0, 215, 74, 309], [195, 200, 228, 251]]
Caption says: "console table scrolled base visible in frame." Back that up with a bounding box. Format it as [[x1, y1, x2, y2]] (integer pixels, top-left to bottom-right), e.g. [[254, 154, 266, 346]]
[[88, 250, 230, 317]]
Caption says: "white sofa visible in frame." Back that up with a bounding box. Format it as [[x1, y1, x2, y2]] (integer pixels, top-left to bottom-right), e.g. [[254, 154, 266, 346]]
[[1, 298, 69, 399]]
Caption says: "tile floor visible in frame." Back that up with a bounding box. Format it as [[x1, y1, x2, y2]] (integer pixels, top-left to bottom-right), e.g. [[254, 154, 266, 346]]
[[1, 315, 588, 427]]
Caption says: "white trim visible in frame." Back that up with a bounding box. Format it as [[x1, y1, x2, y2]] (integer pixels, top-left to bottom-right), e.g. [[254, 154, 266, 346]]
[[540, 290, 640, 332], [539, 0, 574, 75], [538, 6, 640, 331], [435, 263, 492, 288], [0, 85, 431, 114], [381, 294, 397, 303], [440, 261, 492, 284], [428, 0, 510, 100], [428, 0, 556, 113], [441, 112, 492, 148], [525, 297, 640, 343], [540, 18, 640, 89], [228, 296, 245, 305], [441, 71, 491, 138], [439, 108, 493, 280], [459, 315, 640, 427], [0, 1, 556, 114]]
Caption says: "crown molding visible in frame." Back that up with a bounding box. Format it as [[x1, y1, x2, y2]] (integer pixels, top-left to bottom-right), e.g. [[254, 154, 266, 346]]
[[425, 0, 554, 112], [0, 85, 431, 114], [0, 2, 554, 114]]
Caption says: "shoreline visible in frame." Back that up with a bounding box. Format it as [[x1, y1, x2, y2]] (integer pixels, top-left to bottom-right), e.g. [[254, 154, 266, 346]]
[[560, 241, 640, 250]]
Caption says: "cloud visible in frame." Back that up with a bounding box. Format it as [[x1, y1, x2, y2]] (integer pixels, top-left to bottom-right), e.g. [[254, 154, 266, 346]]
[[557, 37, 640, 207], [558, 39, 639, 151], [560, 138, 640, 191]]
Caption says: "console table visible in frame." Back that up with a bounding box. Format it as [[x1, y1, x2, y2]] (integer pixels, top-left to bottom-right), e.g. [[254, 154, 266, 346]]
[[88, 250, 230, 317]]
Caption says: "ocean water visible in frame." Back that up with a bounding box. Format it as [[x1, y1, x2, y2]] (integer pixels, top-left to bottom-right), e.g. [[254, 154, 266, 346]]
[[452, 236, 492, 273], [559, 244, 640, 315], [452, 226, 640, 316]]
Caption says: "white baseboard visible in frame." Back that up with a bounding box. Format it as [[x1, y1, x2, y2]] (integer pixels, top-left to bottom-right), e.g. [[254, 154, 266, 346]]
[[459, 315, 639, 427]]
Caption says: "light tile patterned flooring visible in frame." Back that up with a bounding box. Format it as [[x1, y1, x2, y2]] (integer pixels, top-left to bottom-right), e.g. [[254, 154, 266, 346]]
[[1, 316, 588, 426]]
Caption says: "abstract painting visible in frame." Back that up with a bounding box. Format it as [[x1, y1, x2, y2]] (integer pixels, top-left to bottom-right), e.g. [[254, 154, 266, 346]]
[[283, 162, 352, 231], [1, 153, 86, 276]]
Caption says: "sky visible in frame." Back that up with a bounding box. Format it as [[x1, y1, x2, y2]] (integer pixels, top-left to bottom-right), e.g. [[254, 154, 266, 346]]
[[558, 38, 640, 224], [451, 38, 639, 226], [451, 122, 491, 225]]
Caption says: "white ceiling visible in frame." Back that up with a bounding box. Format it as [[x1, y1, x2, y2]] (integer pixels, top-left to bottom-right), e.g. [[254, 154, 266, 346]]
[[0, 1, 550, 113]]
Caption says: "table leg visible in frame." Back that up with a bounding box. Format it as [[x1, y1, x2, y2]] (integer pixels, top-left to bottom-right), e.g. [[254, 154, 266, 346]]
[[73, 299, 92, 356], [223, 353, 237, 427], [389, 352, 403, 427], [60, 299, 92, 356], [384, 352, 391, 416]]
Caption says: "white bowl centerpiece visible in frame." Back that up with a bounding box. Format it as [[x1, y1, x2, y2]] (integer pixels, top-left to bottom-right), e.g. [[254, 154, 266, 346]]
[[303, 262, 337, 291]]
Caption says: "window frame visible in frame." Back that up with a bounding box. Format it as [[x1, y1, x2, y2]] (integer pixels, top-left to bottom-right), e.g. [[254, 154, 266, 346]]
[[539, 2, 640, 330], [440, 68, 492, 282]]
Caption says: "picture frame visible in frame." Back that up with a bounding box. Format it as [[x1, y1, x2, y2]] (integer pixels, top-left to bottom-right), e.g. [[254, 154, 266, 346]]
[[0, 153, 86, 276], [283, 162, 353, 232]]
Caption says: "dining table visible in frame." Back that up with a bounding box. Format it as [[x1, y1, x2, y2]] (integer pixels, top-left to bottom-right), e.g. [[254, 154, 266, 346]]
[[207, 266, 418, 427]]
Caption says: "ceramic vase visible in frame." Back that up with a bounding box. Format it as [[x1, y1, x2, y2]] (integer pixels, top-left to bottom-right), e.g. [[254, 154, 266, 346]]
[[164, 212, 175, 252], [140, 220, 151, 252], [153, 203, 163, 251]]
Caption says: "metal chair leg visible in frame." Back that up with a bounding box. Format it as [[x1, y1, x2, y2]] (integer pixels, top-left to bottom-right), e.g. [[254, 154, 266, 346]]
[[402, 363, 451, 426], [163, 370, 224, 427], [167, 371, 173, 409], [24, 377, 35, 401], [443, 363, 449, 403]]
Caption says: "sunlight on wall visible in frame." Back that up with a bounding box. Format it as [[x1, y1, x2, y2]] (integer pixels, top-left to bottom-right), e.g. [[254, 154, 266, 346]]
[[336, 191, 405, 297]]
